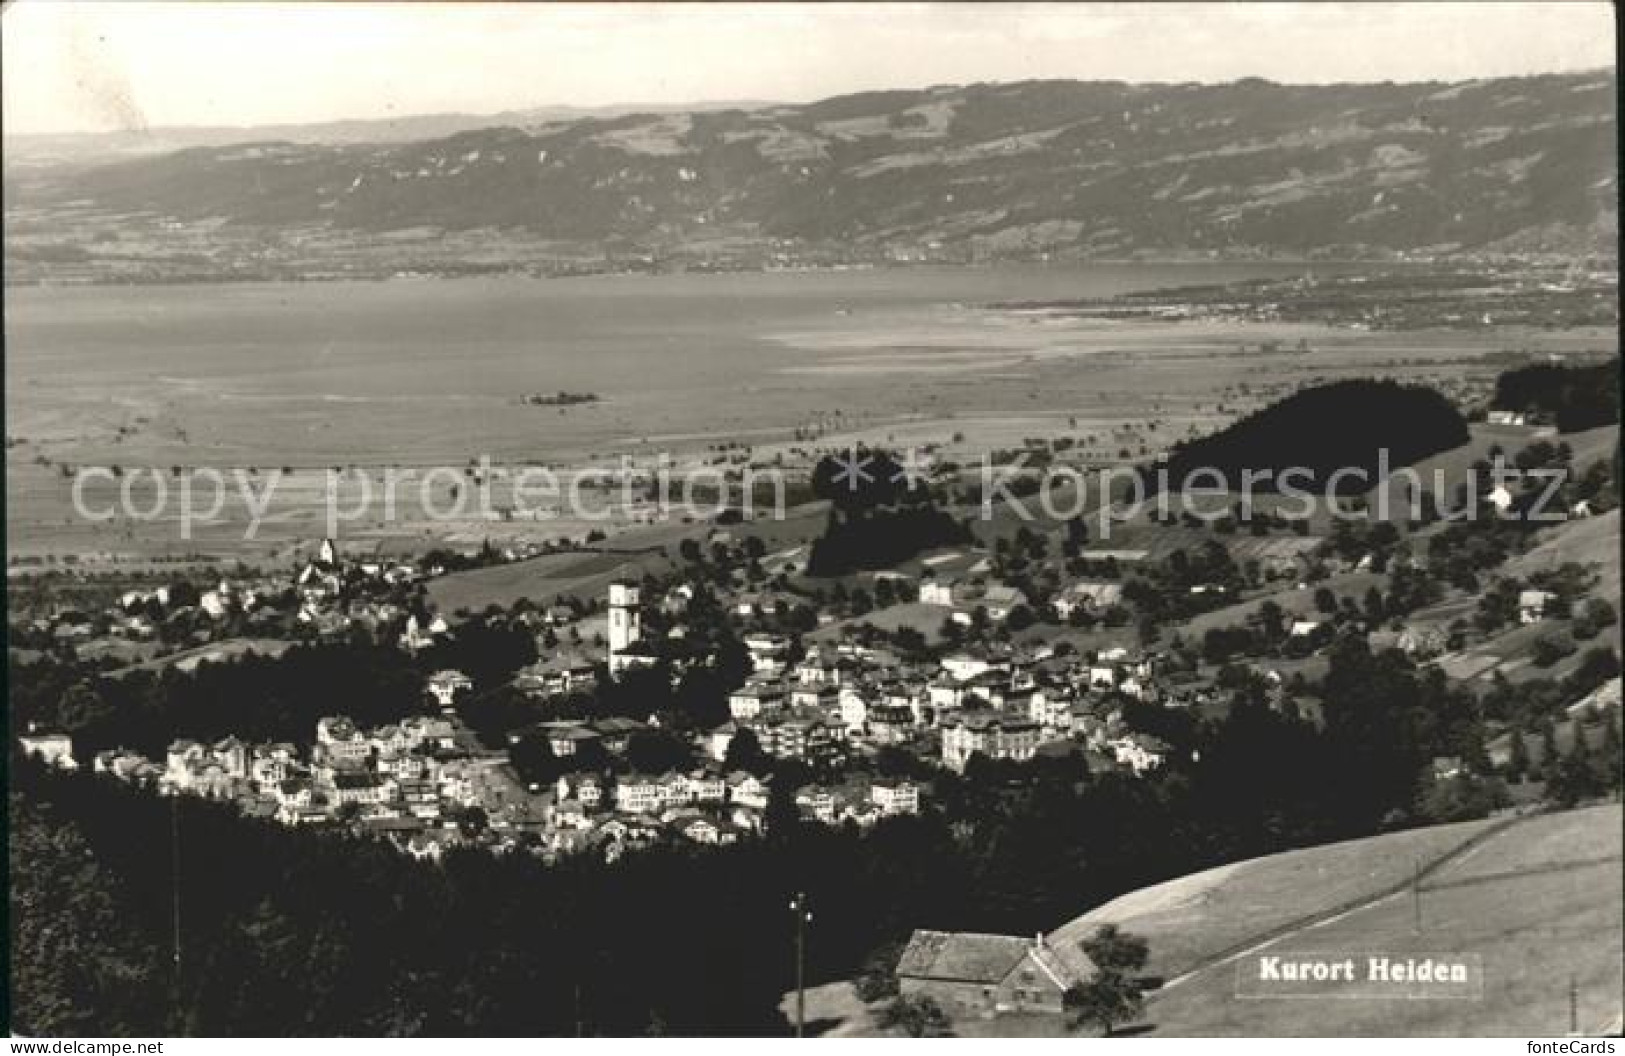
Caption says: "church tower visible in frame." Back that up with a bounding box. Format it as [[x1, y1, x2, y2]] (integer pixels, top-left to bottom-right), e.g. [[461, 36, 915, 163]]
[[608, 581, 641, 657]]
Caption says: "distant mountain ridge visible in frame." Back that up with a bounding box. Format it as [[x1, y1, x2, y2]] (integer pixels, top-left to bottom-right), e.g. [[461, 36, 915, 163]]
[[1, 100, 781, 165], [5, 73, 1617, 263]]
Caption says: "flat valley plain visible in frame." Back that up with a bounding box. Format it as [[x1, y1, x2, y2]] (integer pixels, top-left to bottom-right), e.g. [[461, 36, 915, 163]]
[[5, 264, 1614, 564]]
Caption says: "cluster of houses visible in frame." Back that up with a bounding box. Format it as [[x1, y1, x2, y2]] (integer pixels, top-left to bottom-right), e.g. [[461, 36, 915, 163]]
[[18, 537, 443, 660], [81, 711, 482, 832], [919, 576, 1033, 624], [712, 635, 1179, 776], [35, 517, 1584, 874], [544, 766, 923, 858]]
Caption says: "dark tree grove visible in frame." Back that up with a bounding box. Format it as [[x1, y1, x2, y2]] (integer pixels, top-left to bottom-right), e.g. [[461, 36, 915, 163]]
[[9, 643, 432, 761], [1492, 359, 1619, 433], [805, 450, 970, 576], [1157, 379, 1469, 496]]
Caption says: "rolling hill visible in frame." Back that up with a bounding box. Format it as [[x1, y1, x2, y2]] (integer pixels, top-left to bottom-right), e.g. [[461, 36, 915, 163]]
[[806, 806, 1621, 1036], [5, 72, 1616, 265], [1505, 506, 1623, 604], [1060, 805, 1623, 1036]]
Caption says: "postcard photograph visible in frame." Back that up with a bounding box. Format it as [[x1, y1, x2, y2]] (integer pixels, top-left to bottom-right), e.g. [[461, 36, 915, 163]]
[[3, 1, 1620, 1043]]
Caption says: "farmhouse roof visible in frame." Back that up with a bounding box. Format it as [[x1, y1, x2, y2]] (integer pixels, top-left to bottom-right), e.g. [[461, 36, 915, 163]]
[[895, 930, 1086, 989]]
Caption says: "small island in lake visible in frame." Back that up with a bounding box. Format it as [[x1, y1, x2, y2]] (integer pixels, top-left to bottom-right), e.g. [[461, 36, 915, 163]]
[[521, 391, 600, 407]]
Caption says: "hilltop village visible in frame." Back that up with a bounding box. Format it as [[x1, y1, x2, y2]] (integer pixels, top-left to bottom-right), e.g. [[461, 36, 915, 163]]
[[14, 365, 1624, 869]]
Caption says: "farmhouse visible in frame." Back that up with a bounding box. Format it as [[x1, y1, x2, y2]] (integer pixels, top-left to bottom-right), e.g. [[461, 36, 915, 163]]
[[1052, 580, 1124, 620], [1518, 589, 1558, 624], [919, 576, 971, 607], [895, 930, 1091, 1016], [940, 651, 1001, 683], [980, 584, 1030, 623]]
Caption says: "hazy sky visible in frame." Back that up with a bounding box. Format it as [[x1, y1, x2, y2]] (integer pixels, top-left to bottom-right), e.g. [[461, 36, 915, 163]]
[[2, 1, 1615, 136]]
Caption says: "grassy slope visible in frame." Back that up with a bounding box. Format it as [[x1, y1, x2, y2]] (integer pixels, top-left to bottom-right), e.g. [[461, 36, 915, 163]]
[[1049, 815, 1514, 982], [1505, 508, 1622, 607], [103, 637, 294, 678], [1174, 570, 1389, 640], [1418, 507, 1625, 686], [1377, 423, 1618, 510], [1139, 804, 1623, 1036], [424, 504, 832, 614], [811, 807, 1622, 1038]]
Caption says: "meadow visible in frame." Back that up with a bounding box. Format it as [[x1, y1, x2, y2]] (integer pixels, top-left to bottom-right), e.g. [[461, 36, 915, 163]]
[[1136, 804, 1623, 1036], [823, 805, 1621, 1037]]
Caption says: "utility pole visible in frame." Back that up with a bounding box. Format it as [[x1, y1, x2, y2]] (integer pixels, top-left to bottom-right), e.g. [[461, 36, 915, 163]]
[[171, 795, 183, 981], [790, 892, 812, 1038], [1568, 974, 1578, 1035], [1411, 857, 1422, 934]]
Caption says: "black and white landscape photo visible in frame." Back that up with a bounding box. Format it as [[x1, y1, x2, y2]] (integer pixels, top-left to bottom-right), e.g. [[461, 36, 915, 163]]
[[4, 1, 1620, 1040]]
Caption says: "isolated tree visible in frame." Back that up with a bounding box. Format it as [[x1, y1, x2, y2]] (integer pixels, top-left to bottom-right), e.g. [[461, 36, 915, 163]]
[[1547, 751, 1602, 808], [1417, 772, 1508, 824], [55, 680, 113, 734], [1539, 718, 1561, 779], [853, 941, 904, 1003], [1363, 586, 1386, 624], [1570, 718, 1592, 765], [1066, 924, 1151, 1036], [1506, 728, 1530, 782], [1575, 597, 1618, 640], [1253, 599, 1286, 641]]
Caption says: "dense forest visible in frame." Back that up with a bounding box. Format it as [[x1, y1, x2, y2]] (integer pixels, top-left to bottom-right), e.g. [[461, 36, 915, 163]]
[[8, 625, 536, 762], [1156, 379, 1469, 496], [1492, 359, 1621, 433], [805, 450, 971, 576], [18, 635, 1612, 1037]]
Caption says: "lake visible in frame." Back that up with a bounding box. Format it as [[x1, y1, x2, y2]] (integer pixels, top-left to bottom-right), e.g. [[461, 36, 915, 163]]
[[5, 264, 1332, 462], [7, 263, 1608, 559]]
